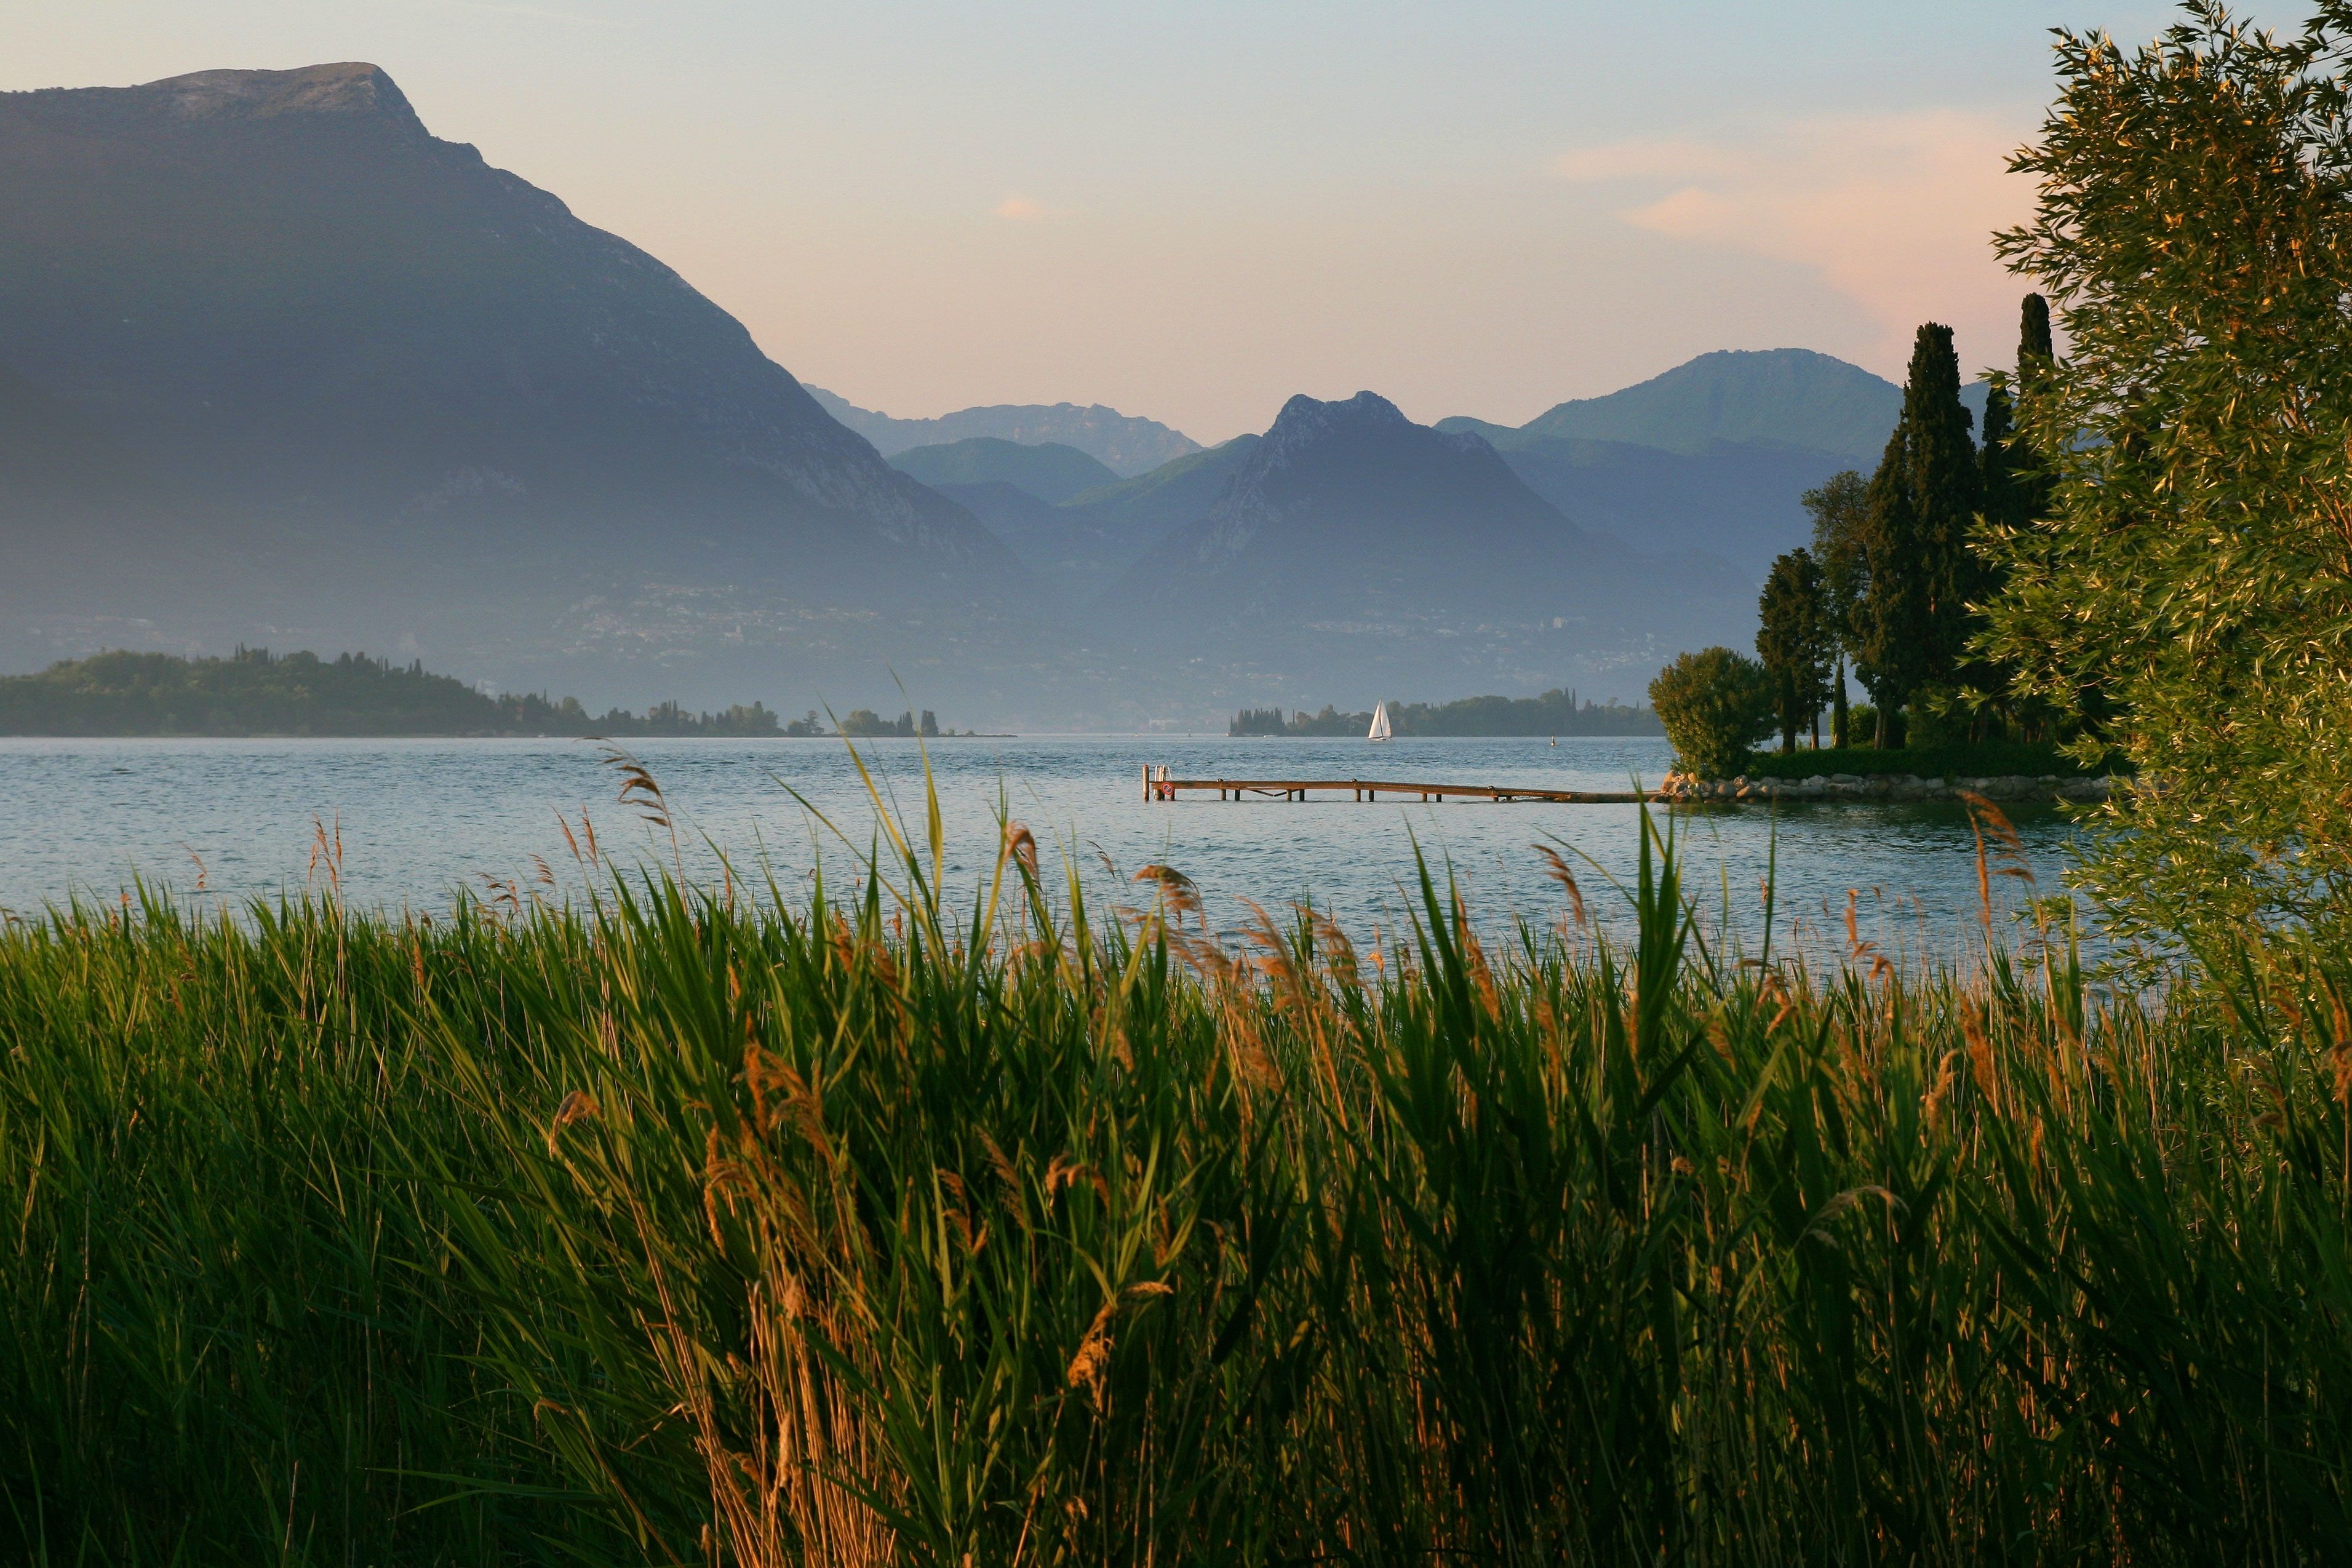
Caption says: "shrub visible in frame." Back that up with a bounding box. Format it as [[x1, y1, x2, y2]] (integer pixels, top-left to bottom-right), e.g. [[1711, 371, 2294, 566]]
[[1648, 647, 1774, 778], [1906, 684, 1972, 751]]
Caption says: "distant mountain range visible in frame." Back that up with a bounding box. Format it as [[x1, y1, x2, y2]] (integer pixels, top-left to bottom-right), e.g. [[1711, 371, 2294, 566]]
[[0, 60, 2002, 723], [1099, 392, 1745, 696], [804, 388, 1200, 477], [936, 351, 1980, 605]]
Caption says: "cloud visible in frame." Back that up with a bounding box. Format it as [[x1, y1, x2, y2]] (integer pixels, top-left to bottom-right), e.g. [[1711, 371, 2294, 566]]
[[1555, 111, 2038, 373], [992, 195, 1046, 220]]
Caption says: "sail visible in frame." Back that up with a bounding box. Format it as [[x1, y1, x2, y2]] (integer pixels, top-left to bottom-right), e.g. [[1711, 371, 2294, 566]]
[[1368, 702, 1392, 741]]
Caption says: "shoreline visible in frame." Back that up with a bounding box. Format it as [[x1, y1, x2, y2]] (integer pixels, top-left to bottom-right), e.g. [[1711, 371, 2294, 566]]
[[1661, 770, 2112, 805]]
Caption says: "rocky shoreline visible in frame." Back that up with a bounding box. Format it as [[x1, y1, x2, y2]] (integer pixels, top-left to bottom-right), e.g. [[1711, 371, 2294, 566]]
[[1658, 770, 2113, 805]]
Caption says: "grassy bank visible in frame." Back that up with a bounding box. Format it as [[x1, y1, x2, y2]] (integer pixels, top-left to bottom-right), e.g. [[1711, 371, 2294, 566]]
[[2, 806, 2346, 1564], [1738, 740, 2118, 781]]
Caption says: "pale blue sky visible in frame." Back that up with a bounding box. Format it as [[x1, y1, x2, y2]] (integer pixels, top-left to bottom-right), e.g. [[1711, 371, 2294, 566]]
[[2, 1, 2266, 440]]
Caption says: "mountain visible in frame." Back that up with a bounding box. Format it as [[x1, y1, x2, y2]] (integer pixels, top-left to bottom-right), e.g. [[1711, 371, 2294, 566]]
[[914, 436, 1264, 607], [1006, 436, 1264, 603], [1475, 436, 1856, 582], [1062, 436, 1261, 536], [1108, 392, 1745, 697], [1446, 348, 1997, 462], [1490, 348, 1902, 461], [930, 482, 1153, 607], [0, 63, 1068, 713], [0, 60, 1897, 722], [803, 388, 1200, 476], [887, 437, 1120, 503], [1439, 350, 2000, 579]]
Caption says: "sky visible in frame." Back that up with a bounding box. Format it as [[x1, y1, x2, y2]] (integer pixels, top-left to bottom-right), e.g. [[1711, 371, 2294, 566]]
[[1, 1, 2242, 443]]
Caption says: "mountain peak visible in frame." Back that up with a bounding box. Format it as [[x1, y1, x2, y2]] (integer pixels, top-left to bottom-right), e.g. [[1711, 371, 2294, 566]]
[[1266, 390, 1411, 444], [1, 64, 433, 141], [1513, 348, 1898, 461], [142, 63, 418, 126], [1105, 383, 1750, 699]]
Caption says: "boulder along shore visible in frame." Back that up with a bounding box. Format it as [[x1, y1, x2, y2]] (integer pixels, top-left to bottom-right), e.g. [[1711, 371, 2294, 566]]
[[1657, 771, 2113, 805]]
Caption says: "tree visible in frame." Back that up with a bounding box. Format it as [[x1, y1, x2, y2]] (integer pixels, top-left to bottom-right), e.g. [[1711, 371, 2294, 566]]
[[1856, 423, 1927, 744], [2013, 292, 2057, 526], [1802, 470, 1870, 746], [1977, 384, 2020, 534], [1961, 293, 2063, 739], [1982, 1, 2352, 950], [1649, 647, 1774, 779], [1907, 324, 1984, 683], [1858, 323, 1982, 742], [1755, 548, 1832, 752]]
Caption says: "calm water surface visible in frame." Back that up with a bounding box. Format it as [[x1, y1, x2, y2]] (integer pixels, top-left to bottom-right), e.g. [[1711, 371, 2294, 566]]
[[0, 735, 2079, 965]]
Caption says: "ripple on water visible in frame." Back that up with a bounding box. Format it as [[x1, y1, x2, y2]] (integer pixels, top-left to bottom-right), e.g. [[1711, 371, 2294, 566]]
[[0, 734, 2082, 967]]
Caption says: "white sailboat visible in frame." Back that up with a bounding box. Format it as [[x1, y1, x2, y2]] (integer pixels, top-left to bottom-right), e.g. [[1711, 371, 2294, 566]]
[[1367, 701, 1393, 742]]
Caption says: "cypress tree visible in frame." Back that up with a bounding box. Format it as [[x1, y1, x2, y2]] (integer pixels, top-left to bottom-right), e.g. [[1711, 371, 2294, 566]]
[[1902, 323, 1982, 684], [1802, 469, 1869, 749], [1979, 383, 2019, 529], [1965, 381, 2022, 736], [1954, 294, 2065, 738], [2019, 291, 2054, 365], [2013, 293, 2057, 523], [1857, 323, 1982, 742], [1857, 421, 1927, 744], [1756, 547, 1830, 752]]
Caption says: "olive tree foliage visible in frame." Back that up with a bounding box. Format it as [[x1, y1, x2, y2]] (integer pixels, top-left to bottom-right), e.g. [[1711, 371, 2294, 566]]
[[1649, 647, 1775, 779], [1983, 0, 2352, 950]]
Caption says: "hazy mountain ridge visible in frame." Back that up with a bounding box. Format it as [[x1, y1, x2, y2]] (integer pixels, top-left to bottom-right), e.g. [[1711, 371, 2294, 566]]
[[805, 388, 1200, 476], [1502, 348, 1901, 461], [920, 437, 1264, 607], [933, 482, 1160, 608], [1105, 392, 1748, 695], [1477, 436, 1856, 582], [1436, 349, 1998, 578], [0, 63, 1060, 711], [888, 438, 1120, 504]]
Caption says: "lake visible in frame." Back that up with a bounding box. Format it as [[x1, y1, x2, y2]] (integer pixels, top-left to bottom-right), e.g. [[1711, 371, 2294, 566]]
[[1, 734, 2080, 967]]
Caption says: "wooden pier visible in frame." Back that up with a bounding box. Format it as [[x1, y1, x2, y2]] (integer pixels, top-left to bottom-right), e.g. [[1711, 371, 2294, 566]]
[[1142, 767, 1654, 805]]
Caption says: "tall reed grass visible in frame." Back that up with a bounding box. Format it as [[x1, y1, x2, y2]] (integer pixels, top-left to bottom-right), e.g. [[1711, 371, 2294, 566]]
[[1, 770, 2345, 1564]]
